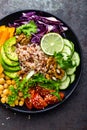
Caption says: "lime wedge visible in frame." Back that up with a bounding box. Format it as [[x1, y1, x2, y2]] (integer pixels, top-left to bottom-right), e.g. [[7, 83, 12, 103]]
[[41, 33, 64, 55]]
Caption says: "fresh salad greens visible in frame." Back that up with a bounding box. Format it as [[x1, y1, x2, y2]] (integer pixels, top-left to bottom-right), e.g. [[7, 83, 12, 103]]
[[16, 20, 37, 36]]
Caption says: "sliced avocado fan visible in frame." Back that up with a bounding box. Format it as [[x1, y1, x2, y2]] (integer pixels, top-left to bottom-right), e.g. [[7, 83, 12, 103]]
[[4, 37, 18, 61], [1, 46, 19, 67], [0, 56, 20, 72]]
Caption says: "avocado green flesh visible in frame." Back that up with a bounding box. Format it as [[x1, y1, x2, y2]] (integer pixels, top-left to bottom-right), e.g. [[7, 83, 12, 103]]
[[1, 57, 21, 72], [4, 37, 18, 61], [1, 46, 19, 67], [4, 71, 18, 79]]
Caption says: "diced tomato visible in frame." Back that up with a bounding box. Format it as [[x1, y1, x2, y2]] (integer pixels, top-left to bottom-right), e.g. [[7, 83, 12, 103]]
[[44, 94, 58, 105], [25, 89, 47, 110], [25, 86, 65, 110], [25, 89, 35, 109], [25, 98, 33, 110], [36, 86, 55, 97], [32, 93, 47, 109], [59, 92, 65, 99]]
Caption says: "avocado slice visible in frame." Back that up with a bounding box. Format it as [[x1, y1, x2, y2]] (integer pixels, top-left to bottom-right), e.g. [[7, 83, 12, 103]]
[[1, 46, 19, 67], [0, 56, 21, 72], [4, 71, 18, 79], [4, 37, 18, 61]]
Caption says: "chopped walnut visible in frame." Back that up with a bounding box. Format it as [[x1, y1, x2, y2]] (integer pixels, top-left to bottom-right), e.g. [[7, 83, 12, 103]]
[[45, 57, 65, 80], [16, 33, 31, 45]]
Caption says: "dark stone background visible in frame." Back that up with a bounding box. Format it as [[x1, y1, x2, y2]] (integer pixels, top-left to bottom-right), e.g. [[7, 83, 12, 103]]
[[0, 0, 87, 130]]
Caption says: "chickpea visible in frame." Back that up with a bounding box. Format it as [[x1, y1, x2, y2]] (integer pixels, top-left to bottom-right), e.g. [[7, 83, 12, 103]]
[[1, 97, 6, 103], [19, 100, 24, 106], [5, 76, 10, 80], [0, 90, 3, 95], [0, 85, 4, 90], [5, 97, 8, 103], [8, 90, 12, 95], [4, 83, 8, 89], [0, 73, 5, 78], [11, 80, 15, 85], [3, 89, 9, 95], [1, 93, 5, 97], [0, 78, 5, 84], [20, 97, 24, 102], [6, 80, 12, 85], [15, 99, 18, 105], [18, 92, 23, 97], [10, 104, 15, 107]]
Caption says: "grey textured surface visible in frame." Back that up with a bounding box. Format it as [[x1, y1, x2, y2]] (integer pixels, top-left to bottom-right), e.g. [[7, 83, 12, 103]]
[[0, 0, 87, 130]]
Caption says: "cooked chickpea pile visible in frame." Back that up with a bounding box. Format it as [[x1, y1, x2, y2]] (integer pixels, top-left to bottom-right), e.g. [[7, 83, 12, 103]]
[[0, 71, 24, 107]]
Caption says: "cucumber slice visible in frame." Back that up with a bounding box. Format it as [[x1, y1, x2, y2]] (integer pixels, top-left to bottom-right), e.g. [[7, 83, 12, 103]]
[[62, 45, 72, 56], [61, 72, 67, 81], [70, 41, 74, 52], [66, 67, 76, 75], [72, 60, 76, 66], [72, 52, 80, 67], [70, 74, 75, 83], [64, 39, 73, 50], [59, 76, 70, 90], [62, 52, 68, 60]]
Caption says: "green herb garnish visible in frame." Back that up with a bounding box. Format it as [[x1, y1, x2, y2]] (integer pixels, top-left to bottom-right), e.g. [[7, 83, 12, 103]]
[[54, 52, 75, 69], [8, 85, 18, 105]]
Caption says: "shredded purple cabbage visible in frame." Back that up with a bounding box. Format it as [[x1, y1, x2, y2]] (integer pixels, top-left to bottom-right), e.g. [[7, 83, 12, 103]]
[[9, 12, 68, 43]]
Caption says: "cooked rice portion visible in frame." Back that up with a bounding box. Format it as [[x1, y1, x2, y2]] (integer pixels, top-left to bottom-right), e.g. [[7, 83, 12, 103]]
[[16, 43, 48, 73]]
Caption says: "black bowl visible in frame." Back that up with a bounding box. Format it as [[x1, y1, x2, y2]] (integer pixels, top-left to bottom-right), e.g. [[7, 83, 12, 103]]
[[0, 10, 82, 113]]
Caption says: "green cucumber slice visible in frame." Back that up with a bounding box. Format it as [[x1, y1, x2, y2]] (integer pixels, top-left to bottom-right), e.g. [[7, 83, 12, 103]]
[[66, 67, 76, 75], [62, 45, 72, 56], [70, 74, 75, 83], [70, 41, 74, 52], [72, 52, 80, 67], [59, 76, 70, 90], [64, 39, 73, 50], [61, 72, 67, 81]]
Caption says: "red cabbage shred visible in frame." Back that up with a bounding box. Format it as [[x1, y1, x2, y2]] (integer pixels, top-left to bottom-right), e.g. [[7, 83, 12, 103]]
[[9, 11, 68, 44]]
